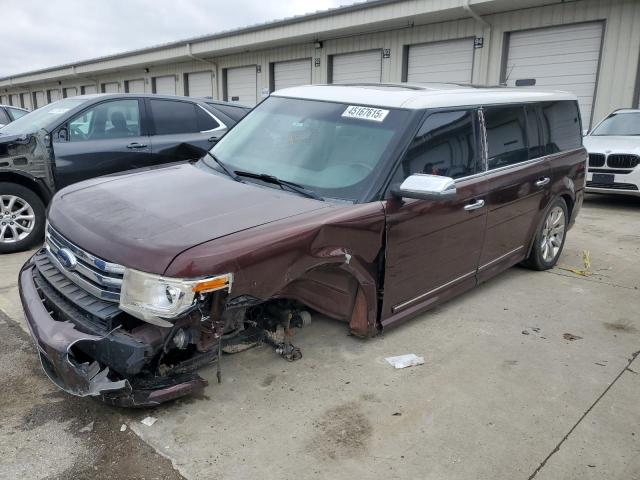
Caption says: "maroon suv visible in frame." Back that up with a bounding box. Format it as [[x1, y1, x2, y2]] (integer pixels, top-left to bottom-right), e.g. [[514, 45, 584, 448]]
[[19, 84, 586, 406]]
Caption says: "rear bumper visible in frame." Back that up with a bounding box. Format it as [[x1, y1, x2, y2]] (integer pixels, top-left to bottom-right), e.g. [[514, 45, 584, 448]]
[[586, 170, 640, 196], [19, 257, 206, 407]]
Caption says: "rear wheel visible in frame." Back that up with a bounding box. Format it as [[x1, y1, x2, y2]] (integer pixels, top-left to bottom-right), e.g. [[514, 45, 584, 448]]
[[522, 197, 568, 271], [0, 183, 46, 254]]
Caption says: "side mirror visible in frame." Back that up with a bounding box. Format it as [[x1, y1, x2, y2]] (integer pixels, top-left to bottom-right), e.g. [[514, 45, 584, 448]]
[[392, 174, 456, 200]]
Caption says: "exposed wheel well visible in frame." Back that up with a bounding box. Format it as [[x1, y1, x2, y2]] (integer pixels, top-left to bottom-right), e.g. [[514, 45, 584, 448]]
[[560, 193, 574, 219], [0, 172, 51, 205]]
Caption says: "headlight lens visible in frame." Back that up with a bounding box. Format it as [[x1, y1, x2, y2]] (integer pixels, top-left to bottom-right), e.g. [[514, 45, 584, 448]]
[[119, 268, 232, 325]]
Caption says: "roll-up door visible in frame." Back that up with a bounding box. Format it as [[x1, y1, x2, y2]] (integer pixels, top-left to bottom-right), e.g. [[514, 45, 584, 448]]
[[21, 93, 32, 110], [331, 50, 382, 84], [273, 59, 311, 91], [154, 76, 176, 95], [82, 85, 97, 95], [64, 87, 77, 98], [102, 82, 120, 93], [226, 66, 257, 106], [0, 95, 7, 105], [407, 38, 475, 84], [48, 90, 61, 103], [505, 23, 603, 127], [34, 92, 45, 108], [126, 79, 145, 93], [187, 71, 213, 97], [10, 94, 20, 107]]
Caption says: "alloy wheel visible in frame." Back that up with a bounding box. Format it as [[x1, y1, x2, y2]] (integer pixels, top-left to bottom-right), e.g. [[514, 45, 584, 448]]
[[540, 206, 565, 263], [0, 194, 36, 244]]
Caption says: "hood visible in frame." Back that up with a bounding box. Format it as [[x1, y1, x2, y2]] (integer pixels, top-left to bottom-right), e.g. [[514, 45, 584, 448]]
[[583, 135, 640, 154], [48, 162, 331, 274]]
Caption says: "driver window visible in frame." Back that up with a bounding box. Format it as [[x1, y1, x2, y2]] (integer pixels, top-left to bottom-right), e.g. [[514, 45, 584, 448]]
[[68, 99, 140, 141], [398, 109, 481, 181]]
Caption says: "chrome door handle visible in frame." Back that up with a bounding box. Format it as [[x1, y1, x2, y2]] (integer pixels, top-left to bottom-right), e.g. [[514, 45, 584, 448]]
[[126, 142, 147, 149], [535, 177, 550, 187], [464, 199, 485, 211]]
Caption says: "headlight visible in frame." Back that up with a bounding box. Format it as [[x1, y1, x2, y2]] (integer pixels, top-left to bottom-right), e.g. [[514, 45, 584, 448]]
[[119, 268, 232, 326]]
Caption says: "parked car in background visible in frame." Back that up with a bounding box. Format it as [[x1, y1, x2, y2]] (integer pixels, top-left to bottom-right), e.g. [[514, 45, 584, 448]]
[[0, 104, 29, 128], [19, 84, 586, 406], [584, 109, 640, 196], [0, 94, 249, 252]]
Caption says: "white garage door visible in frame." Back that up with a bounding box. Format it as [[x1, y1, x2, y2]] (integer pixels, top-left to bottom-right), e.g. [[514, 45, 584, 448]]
[[48, 89, 61, 102], [102, 82, 120, 93], [187, 71, 213, 97], [10, 94, 20, 107], [127, 79, 145, 93], [34, 91, 45, 108], [0, 95, 7, 105], [506, 23, 603, 127], [64, 87, 77, 98], [82, 85, 97, 95], [226, 66, 257, 106], [332, 50, 382, 84], [274, 59, 311, 91], [21, 93, 32, 110], [154, 76, 176, 95], [407, 38, 475, 84]]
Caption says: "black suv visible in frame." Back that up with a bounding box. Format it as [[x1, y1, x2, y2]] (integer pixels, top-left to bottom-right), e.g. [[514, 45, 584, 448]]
[[0, 94, 249, 253]]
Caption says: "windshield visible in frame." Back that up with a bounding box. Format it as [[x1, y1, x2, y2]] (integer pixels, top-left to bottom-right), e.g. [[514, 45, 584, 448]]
[[590, 112, 640, 136], [203, 96, 412, 201], [0, 98, 85, 135]]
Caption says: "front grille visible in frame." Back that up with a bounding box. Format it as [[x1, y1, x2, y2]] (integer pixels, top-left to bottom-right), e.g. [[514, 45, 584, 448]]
[[587, 181, 639, 191], [44, 225, 124, 302], [607, 154, 639, 169], [588, 153, 605, 167]]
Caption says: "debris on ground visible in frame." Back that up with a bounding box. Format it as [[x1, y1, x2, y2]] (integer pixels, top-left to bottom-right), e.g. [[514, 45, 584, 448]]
[[563, 333, 583, 341], [385, 354, 424, 369], [79, 421, 94, 433], [141, 416, 157, 427], [522, 330, 530, 335], [120, 424, 127, 432], [392, 412, 402, 416], [559, 250, 592, 276]]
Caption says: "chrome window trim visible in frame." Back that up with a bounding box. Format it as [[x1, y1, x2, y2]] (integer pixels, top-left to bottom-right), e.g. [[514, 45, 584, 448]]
[[392, 270, 476, 313], [197, 104, 227, 133]]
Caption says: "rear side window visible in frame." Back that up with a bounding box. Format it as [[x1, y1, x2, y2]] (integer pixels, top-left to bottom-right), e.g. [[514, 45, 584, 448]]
[[484, 105, 528, 169], [210, 103, 249, 122], [150, 99, 198, 135], [398, 109, 481, 180], [8, 107, 28, 120], [195, 106, 220, 131], [540, 101, 582, 153]]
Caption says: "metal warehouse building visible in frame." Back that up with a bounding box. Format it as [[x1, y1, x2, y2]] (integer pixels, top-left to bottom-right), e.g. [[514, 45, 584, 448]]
[[2, 0, 640, 127]]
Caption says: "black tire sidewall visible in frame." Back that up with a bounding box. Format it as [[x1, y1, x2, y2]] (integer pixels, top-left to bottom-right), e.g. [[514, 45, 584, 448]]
[[532, 198, 568, 270], [0, 182, 46, 254]]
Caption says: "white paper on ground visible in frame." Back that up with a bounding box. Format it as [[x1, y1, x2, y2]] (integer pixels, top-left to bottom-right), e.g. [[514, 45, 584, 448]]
[[141, 416, 157, 426], [385, 354, 425, 369]]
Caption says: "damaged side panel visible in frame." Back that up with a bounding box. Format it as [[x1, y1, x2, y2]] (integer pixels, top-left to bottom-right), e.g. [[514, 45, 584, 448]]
[[0, 130, 56, 192]]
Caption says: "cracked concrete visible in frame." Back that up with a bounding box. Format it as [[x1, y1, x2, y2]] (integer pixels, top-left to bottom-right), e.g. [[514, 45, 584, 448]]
[[0, 193, 638, 480]]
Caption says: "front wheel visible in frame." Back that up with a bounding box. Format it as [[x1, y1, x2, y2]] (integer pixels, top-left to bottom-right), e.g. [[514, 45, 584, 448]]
[[522, 198, 568, 271], [0, 183, 46, 254]]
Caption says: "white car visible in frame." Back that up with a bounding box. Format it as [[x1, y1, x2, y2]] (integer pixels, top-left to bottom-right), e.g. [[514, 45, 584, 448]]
[[584, 109, 640, 196]]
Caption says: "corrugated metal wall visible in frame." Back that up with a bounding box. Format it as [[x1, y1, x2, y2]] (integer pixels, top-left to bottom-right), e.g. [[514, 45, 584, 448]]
[[2, 0, 639, 124]]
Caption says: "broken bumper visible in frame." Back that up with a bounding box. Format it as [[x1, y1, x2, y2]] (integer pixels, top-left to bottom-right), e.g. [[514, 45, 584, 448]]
[[19, 260, 207, 407]]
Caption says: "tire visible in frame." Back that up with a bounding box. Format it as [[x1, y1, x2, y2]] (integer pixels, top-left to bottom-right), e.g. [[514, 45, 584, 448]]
[[0, 182, 46, 254], [522, 197, 568, 271]]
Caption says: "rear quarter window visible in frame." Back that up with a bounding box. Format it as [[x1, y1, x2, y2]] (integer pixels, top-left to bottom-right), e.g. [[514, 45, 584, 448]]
[[540, 101, 582, 153]]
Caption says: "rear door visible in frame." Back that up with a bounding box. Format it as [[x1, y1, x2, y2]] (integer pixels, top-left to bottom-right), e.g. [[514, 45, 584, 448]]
[[147, 98, 227, 163], [52, 98, 153, 188], [382, 109, 488, 326], [476, 103, 551, 283]]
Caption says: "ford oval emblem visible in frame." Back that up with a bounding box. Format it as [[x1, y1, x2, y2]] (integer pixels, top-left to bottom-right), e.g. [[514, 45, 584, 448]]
[[56, 248, 78, 270]]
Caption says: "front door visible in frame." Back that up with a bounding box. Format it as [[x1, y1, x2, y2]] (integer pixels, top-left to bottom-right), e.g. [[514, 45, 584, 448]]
[[476, 104, 551, 283], [382, 109, 488, 327], [53, 98, 153, 188]]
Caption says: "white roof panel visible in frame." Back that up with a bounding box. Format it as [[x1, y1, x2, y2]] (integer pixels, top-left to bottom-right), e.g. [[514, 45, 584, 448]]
[[272, 83, 578, 110]]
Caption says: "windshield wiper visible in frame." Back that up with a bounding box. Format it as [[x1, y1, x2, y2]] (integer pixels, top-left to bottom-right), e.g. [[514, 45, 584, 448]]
[[204, 151, 243, 183], [234, 170, 324, 201]]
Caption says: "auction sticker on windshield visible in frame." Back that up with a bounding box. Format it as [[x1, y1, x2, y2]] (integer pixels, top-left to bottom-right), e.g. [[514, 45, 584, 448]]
[[342, 105, 389, 122]]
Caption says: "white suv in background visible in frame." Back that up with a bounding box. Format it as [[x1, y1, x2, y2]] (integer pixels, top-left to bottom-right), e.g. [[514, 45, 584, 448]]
[[584, 109, 640, 196]]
